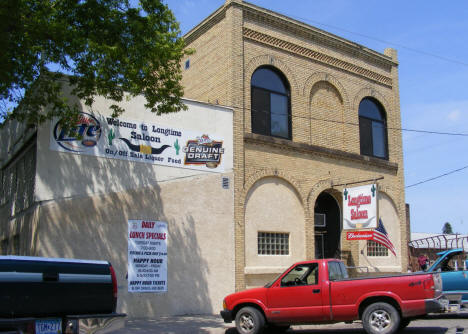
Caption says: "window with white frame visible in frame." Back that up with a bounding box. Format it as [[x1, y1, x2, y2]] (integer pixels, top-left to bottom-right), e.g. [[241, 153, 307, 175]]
[[258, 232, 289, 255], [367, 240, 388, 257]]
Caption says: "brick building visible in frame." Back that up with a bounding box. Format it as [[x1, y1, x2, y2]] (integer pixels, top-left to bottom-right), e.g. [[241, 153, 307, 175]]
[[181, 0, 407, 290], [0, 0, 407, 318]]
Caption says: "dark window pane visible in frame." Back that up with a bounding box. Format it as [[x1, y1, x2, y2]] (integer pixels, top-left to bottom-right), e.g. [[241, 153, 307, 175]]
[[359, 117, 372, 156], [270, 94, 289, 138], [251, 67, 291, 139], [372, 121, 387, 158], [252, 68, 287, 94], [359, 98, 384, 121], [252, 87, 270, 135], [271, 93, 288, 116], [271, 114, 289, 138], [359, 98, 388, 159]]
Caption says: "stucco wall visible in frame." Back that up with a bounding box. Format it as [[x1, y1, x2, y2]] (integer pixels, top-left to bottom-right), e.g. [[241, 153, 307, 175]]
[[244, 177, 305, 270], [31, 95, 235, 317], [35, 172, 234, 316]]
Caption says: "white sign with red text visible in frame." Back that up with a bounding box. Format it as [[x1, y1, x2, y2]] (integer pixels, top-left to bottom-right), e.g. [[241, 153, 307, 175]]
[[343, 184, 378, 230], [128, 220, 167, 293]]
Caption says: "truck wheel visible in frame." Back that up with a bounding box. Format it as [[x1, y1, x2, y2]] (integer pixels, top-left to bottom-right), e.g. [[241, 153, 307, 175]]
[[362, 302, 400, 334], [235, 306, 265, 334]]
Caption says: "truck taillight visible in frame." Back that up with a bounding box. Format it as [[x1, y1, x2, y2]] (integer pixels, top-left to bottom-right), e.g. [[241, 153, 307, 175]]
[[431, 273, 443, 297], [109, 264, 118, 299], [423, 277, 434, 290]]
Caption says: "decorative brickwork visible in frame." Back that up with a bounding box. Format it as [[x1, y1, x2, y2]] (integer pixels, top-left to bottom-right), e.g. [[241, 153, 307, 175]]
[[245, 54, 300, 97], [242, 168, 306, 206], [303, 72, 350, 108], [244, 28, 393, 87]]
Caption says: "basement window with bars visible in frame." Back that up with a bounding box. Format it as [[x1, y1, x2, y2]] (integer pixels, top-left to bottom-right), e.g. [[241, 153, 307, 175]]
[[367, 240, 388, 257], [258, 232, 289, 255]]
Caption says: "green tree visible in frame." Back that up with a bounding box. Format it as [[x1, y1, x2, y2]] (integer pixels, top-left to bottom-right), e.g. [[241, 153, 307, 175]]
[[0, 0, 191, 127], [442, 222, 454, 234]]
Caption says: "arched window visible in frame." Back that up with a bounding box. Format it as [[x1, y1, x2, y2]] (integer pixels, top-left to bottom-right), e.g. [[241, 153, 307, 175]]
[[359, 98, 388, 159], [251, 67, 291, 139]]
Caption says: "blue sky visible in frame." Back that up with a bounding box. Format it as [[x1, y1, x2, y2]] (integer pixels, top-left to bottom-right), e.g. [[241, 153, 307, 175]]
[[163, 0, 468, 235]]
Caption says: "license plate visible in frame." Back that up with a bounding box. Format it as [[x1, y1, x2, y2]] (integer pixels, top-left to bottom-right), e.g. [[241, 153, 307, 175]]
[[35, 318, 62, 334]]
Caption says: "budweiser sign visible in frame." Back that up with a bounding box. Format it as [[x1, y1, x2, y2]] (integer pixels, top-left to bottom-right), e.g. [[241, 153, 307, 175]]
[[346, 231, 373, 240]]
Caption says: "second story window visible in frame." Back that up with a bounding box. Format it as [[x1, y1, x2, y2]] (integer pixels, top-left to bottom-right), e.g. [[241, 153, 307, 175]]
[[251, 67, 291, 139], [359, 97, 388, 159]]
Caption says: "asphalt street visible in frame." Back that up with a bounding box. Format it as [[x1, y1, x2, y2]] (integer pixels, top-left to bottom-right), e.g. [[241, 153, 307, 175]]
[[111, 312, 468, 334]]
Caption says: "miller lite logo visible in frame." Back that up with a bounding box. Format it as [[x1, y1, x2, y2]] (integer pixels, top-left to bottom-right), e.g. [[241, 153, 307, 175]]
[[53, 112, 102, 152]]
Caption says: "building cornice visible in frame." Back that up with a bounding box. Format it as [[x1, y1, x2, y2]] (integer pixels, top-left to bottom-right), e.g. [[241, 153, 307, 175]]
[[184, 1, 398, 71], [241, 1, 397, 69], [244, 133, 398, 173], [243, 27, 393, 88], [184, 4, 227, 46]]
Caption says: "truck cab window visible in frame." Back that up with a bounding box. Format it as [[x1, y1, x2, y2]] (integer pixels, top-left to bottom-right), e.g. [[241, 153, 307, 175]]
[[328, 261, 345, 281], [281, 263, 318, 287]]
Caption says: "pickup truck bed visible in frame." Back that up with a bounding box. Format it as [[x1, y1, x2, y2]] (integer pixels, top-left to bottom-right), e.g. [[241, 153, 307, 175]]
[[0, 256, 117, 317], [0, 256, 125, 334]]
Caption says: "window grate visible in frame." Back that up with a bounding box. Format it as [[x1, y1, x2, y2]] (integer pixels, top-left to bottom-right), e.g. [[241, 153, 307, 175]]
[[258, 232, 289, 255]]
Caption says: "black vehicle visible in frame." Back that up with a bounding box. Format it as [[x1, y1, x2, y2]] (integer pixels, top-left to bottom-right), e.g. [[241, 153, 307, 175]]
[[0, 256, 125, 334]]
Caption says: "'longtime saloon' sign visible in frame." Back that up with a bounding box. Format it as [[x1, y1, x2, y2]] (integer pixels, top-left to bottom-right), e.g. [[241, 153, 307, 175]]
[[50, 112, 227, 172], [343, 184, 377, 230]]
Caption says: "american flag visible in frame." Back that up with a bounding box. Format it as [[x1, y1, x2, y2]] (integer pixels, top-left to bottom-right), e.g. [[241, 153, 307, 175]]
[[372, 219, 396, 256]]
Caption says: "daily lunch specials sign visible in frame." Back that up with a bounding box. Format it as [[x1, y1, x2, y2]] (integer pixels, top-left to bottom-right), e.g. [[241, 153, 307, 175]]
[[343, 184, 377, 230], [128, 220, 167, 293]]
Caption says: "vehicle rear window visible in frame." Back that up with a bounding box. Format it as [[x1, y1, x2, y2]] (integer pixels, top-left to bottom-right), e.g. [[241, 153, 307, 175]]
[[328, 261, 347, 281]]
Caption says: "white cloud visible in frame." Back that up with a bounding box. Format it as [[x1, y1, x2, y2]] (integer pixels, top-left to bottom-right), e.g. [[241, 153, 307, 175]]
[[447, 109, 461, 121]]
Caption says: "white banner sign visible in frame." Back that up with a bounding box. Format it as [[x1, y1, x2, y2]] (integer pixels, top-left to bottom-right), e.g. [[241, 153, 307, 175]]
[[50, 112, 227, 172], [343, 184, 378, 230], [128, 220, 167, 293]]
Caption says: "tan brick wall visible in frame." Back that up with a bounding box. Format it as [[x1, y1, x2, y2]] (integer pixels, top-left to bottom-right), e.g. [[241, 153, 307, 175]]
[[181, 9, 229, 105], [183, 0, 407, 290]]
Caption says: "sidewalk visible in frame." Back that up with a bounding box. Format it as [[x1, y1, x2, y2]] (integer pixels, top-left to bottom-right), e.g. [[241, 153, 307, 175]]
[[108, 314, 364, 334], [108, 312, 468, 334], [111, 315, 232, 334]]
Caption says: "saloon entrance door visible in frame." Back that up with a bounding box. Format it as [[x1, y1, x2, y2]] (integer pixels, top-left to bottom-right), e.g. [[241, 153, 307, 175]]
[[314, 192, 341, 259]]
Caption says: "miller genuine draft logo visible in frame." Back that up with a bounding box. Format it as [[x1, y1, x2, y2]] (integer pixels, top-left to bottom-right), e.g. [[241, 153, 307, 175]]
[[183, 134, 224, 169]]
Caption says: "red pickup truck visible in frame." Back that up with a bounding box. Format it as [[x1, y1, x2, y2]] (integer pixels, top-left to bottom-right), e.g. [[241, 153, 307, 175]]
[[221, 259, 444, 334]]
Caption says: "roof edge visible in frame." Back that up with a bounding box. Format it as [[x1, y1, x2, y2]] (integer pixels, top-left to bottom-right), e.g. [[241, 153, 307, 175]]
[[183, 0, 398, 67]]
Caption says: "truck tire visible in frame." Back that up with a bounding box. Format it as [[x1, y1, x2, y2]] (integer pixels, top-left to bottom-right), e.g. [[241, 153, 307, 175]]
[[235, 306, 265, 334], [362, 302, 400, 334]]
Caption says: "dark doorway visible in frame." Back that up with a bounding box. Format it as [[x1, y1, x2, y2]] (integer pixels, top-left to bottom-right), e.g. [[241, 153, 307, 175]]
[[314, 192, 341, 259]]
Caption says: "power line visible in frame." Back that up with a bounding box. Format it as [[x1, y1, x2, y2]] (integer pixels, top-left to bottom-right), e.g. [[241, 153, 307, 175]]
[[406, 165, 468, 188], [223, 103, 468, 137], [273, 9, 468, 67], [230, 104, 468, 188]]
